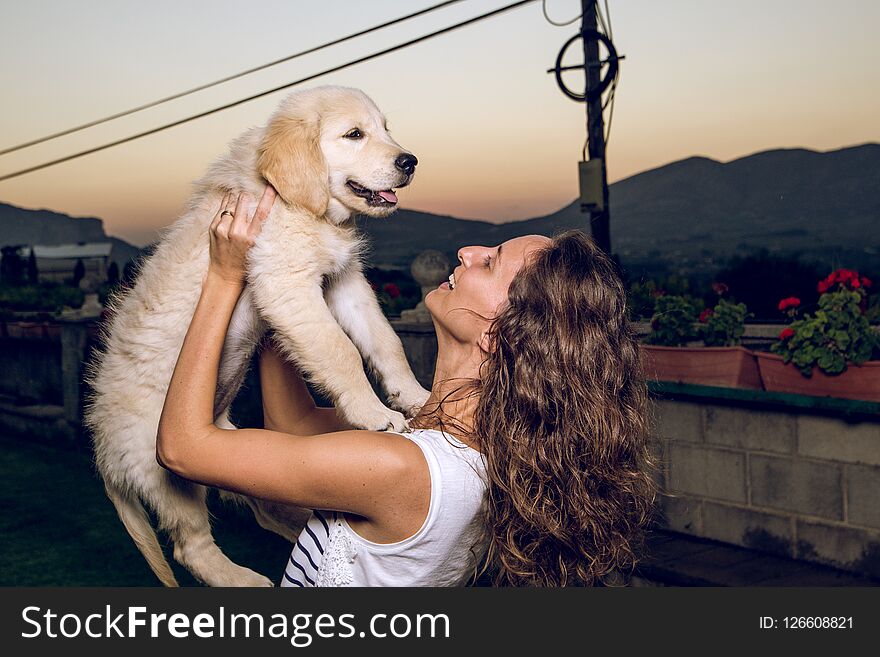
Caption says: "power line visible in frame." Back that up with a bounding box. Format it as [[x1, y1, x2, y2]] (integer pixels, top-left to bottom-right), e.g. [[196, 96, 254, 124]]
[[541, 0, 582, 26], [598, 0, 616, 144], [602, 0, 614, 40], [595, 0, 610, 38], [0, 0, 465, 157], [0, 0, 537, 183], [603, 78, 617, 145]]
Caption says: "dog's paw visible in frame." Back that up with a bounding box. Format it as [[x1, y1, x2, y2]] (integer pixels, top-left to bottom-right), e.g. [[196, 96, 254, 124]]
[[344, 402, 410, 433], [243, 572, 275, 588], [214, 566, 274, 587], [388, 383, 431, 418]]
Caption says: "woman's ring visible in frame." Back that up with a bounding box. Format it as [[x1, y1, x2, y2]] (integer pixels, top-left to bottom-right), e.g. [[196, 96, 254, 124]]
[[220, 210, 234, 218]]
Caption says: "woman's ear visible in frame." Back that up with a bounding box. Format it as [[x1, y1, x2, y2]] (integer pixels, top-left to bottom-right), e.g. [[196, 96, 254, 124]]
[[257, 114, 329, 216]]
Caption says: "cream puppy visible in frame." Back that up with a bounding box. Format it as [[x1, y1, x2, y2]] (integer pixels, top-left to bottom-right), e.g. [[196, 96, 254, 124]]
[[86, 86, 429, 586]]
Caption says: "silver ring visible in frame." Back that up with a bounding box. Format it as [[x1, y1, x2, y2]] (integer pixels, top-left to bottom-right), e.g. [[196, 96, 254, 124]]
[[220, 209, 234, 218]]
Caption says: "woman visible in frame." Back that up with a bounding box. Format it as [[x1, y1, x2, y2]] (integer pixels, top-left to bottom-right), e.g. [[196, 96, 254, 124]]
[[157, 186, 657, 587]]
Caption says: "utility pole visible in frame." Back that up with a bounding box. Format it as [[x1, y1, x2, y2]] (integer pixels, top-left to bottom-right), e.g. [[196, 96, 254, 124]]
[[549, 1, 620, 257], [581, 0, 611, 256]]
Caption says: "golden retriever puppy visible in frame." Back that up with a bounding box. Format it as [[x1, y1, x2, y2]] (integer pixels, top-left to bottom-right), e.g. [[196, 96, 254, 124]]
[[85, 86, 430, 586]]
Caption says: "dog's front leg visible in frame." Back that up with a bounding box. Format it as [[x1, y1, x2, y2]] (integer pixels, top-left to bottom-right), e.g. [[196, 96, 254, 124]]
[[250, 275, 408, 432], [213, 286, 266, 418], [325, 267, 430, 418]]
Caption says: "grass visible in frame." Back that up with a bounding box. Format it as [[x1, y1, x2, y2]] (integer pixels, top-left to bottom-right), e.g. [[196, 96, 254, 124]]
[[0, 433, 293, 586]]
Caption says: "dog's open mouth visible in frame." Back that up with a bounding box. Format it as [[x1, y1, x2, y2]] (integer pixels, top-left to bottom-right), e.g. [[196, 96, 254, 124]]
[[346, 180, 398, 207]]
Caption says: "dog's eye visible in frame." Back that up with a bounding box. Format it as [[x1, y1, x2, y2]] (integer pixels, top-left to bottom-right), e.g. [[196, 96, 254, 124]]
[[343, 128, 363, 140]]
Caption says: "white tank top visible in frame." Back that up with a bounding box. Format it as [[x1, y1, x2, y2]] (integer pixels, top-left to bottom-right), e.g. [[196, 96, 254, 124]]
[[280, 428, 487, 587]]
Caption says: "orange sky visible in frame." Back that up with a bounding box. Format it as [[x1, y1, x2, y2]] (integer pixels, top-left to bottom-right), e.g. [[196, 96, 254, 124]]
[[1, 0, 878, 246]]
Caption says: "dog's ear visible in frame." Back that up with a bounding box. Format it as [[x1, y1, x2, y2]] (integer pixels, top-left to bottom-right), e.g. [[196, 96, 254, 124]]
[[258, 114, 329, 216]]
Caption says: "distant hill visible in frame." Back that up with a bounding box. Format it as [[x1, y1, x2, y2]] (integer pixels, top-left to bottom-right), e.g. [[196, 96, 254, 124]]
[[3, 143, 877, 279], [359, 143, 880, 276], [0, 202, 141, 270]]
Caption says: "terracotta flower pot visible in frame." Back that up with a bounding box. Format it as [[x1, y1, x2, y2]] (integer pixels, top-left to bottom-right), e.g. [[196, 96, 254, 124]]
[[755, 352, 880, 403], [641, 345, 762, 389], [18, 321, 44, 339]]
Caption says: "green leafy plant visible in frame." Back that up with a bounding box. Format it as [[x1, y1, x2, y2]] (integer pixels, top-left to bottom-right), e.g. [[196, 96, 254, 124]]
[[771, 269, 877, 376], [699, 298, 751, 347], [0, 283, 85, 313], [627, 275, 692, 320], [646, 295, 699, 346]]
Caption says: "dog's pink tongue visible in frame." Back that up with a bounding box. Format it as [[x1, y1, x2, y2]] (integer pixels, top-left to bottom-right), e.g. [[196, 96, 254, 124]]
[[377, 190, 398, 203]]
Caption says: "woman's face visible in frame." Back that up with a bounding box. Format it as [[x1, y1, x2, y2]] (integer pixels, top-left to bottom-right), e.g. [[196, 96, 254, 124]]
[[425, 234, 551, 346]]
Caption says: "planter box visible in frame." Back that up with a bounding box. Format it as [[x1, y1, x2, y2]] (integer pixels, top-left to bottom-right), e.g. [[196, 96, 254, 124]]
[[2, 321, 62, 341], [16, 322, 47, 339], [755, 352, 880, 403], [641, 345, 762, 390], [5, 322, 24, 338]]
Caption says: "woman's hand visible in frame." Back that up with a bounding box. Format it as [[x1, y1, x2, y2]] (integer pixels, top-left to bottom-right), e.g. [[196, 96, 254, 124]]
[[208, 185, 277, 286]]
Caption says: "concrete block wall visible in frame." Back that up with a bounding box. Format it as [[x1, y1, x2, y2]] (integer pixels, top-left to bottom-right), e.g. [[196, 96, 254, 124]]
[[653, 399, 880, 577]]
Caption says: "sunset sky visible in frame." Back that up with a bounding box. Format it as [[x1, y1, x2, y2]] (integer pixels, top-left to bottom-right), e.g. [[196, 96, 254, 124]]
[[1, 0, 878, 246]]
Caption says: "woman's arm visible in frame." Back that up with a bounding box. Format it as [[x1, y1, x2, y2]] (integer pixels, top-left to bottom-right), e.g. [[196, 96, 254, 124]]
[[258, 339, 351, 435], [156, 189, 428, 535], [157, 191, 249, 442]]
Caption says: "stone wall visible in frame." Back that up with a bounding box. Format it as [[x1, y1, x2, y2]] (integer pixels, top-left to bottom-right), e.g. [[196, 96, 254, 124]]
[[3, 313, 878, 580], [390, 319, 437, 389], [0, 331, 62, 404], [0, 317, 95, 443], [654, 398, 880, 578]]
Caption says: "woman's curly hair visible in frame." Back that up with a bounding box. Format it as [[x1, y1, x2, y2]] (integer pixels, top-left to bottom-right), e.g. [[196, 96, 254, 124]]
[[415, 229, 658, 586]]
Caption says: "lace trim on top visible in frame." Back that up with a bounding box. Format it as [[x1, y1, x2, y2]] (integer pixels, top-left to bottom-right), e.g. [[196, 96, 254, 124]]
[[315, 515, 358, 587]]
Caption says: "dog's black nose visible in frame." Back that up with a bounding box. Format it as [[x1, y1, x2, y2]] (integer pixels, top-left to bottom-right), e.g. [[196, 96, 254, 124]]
[[395, 153, 418, 176]]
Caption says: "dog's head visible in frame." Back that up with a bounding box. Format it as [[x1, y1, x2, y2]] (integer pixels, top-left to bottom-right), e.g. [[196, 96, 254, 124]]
[[257, 86, 416, 220]]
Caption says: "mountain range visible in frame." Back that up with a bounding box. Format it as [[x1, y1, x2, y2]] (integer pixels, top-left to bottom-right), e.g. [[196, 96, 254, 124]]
[[2, 143, 877, 279], [359, 143, 879, 277], [0, 202, 141, 270]]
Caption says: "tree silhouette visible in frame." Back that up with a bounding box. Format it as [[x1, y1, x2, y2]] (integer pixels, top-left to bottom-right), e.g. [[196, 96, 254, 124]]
[[72, 258, 85, 287], [27, 248, 39, 284], [107, 261, 119, 286], [0, 246, 25, 285]]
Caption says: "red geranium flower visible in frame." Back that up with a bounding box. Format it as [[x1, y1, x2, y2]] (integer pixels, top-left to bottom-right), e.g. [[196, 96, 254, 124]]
[[712, 282, 729, 296], [779, 328, 795, 340], [699, 308, 713, 323], [778, 297, 801, 312], [382, 282, 400, 299], [820, 268, 869, 293]]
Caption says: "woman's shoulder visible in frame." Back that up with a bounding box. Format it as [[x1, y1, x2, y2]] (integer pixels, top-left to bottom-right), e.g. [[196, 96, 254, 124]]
[[364, 429, 434, 471], [406, 428, 482, 458], [402, 429, 486, 487]]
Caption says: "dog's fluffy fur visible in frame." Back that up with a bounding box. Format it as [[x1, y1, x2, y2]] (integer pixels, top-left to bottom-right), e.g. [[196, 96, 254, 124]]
[[85, 86, 430, 587]]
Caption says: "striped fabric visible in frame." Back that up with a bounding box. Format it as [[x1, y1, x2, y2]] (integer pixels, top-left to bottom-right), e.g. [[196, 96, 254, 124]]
[[281, 510, 333, 587], [277, 428, 487, 587]]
